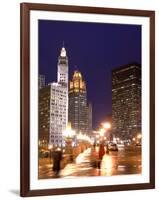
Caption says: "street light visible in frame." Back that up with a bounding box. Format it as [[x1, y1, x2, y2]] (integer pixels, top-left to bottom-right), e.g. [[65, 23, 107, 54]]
[[99, 128, 105, 137], [137, 133, 142, 145], [132, 137, 136, 141], [101, 121, 111, 153], [63, 122, 75, 139], [48, 144, 53, 163], [63, 122, 75, 154], [102, 122, 111, 129], [101, 122, 111, 142], [137, 134, 142, 139]]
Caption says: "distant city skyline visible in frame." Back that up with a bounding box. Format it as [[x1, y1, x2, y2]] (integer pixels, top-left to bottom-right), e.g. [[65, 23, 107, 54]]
[[39, 20, 141, 129]]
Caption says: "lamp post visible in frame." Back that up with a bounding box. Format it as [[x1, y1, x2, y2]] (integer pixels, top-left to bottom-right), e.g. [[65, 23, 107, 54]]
[[102, 122, 111, 130], [99, 128, 105, 141], [101, 122, 111, 141], [63, 122, 75, 155], [137, 134, 142, 139], [137, 133, 142, 145], [48, 144, 53, 163], [132, 137, 136, 145], [101, 122, 111, 153]]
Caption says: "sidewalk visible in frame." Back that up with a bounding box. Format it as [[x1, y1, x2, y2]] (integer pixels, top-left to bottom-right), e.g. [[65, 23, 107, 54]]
[[60, 148, 100, 177]]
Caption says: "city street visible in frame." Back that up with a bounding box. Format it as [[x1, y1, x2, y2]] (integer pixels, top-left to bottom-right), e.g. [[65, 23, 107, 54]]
[[39, 145, 141, 179]]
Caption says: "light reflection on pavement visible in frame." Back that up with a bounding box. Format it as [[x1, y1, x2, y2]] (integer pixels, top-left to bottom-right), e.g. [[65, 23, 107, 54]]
[[38, 146, 141, 179]]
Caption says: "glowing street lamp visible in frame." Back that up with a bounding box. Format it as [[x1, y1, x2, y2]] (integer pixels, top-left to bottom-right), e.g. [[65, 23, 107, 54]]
[[48, 144, 53, 150], [99, 128, 105, 137], [102, 122, 111, 130], [63, 122, 75, 139], [132, 137, 136, 141], [136, 133, 142, 145], [63, 122, 76, 154], [101, 122, 111, 142], [137, 134, 142, 139]]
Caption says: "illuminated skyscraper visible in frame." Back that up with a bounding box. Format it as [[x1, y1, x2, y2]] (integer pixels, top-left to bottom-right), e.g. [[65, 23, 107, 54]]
[[39, 45, 68, 147], [49, 82, 68, 146], [112, 63, 141, 140], [69, 70, 88, 135], [57, 46, 68, 87]]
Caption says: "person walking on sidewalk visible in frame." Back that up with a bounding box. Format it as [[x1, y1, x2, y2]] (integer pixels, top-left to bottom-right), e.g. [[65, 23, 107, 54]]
[[97, 142, 105, 169], [52, 148, 62, 177]]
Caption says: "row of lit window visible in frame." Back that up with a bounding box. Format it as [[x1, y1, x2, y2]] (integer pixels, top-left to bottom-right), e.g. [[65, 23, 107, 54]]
[[52, 89, 67, 93], [51, 140, 63, 143], [51, 135, 62, 138]]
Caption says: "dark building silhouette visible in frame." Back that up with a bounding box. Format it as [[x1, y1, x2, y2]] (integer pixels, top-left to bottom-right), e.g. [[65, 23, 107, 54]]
[[39, 85, 51, 148], [112, 63, 141, 140]]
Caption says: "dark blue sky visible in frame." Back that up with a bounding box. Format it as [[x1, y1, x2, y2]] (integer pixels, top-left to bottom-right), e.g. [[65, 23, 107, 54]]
[[39, 20, 141, 129]]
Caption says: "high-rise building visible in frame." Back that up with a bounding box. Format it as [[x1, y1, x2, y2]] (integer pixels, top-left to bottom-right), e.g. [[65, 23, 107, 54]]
[[69, 70, 88, 135], [39, 85, 51, 148], [57, 47, 68, 87], [49, 83, 68, 146], [39, 74, 45, 89], [112, 63, 141, 140], [39, 46, 68, 147]]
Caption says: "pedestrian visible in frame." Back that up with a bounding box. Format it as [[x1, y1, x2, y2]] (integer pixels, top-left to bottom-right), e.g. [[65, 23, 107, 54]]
[[97, 142, 105, 169], [52, 148, 62, 177], [90, 147, 98, 168], [106, 143, 109, 154]]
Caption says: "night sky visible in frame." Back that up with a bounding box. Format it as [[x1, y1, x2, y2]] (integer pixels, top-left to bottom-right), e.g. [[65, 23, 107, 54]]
[[38, 20, 141, 129]]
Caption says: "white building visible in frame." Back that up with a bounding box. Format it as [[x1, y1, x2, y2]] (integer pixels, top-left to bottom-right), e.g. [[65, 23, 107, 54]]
[[57, 47, 68, 87], [49, 46, 68, 147], [49, 83, 68, 146]]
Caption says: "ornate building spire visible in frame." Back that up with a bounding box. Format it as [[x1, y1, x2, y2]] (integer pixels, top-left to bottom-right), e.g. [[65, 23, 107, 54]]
[[57, 45, 68, 86], [60, 41, 66, 57], [60, 47, 66, 57]]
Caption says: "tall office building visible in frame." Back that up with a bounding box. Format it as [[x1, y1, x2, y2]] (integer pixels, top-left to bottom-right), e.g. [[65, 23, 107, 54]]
[[39, 85, 51, 148], [39, 45, 68, 147], [57, 46, 68, 87], [112, 63, 141, 140], [49, 83, 68, 146], [39, 74, 45, 89], [69, 70, 88, 135]]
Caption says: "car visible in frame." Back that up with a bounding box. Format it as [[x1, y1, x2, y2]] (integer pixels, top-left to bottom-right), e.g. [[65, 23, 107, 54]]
[[135, 143, 141, 147], [117, 143, 125, 148], [108, 143, 118, 151]]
